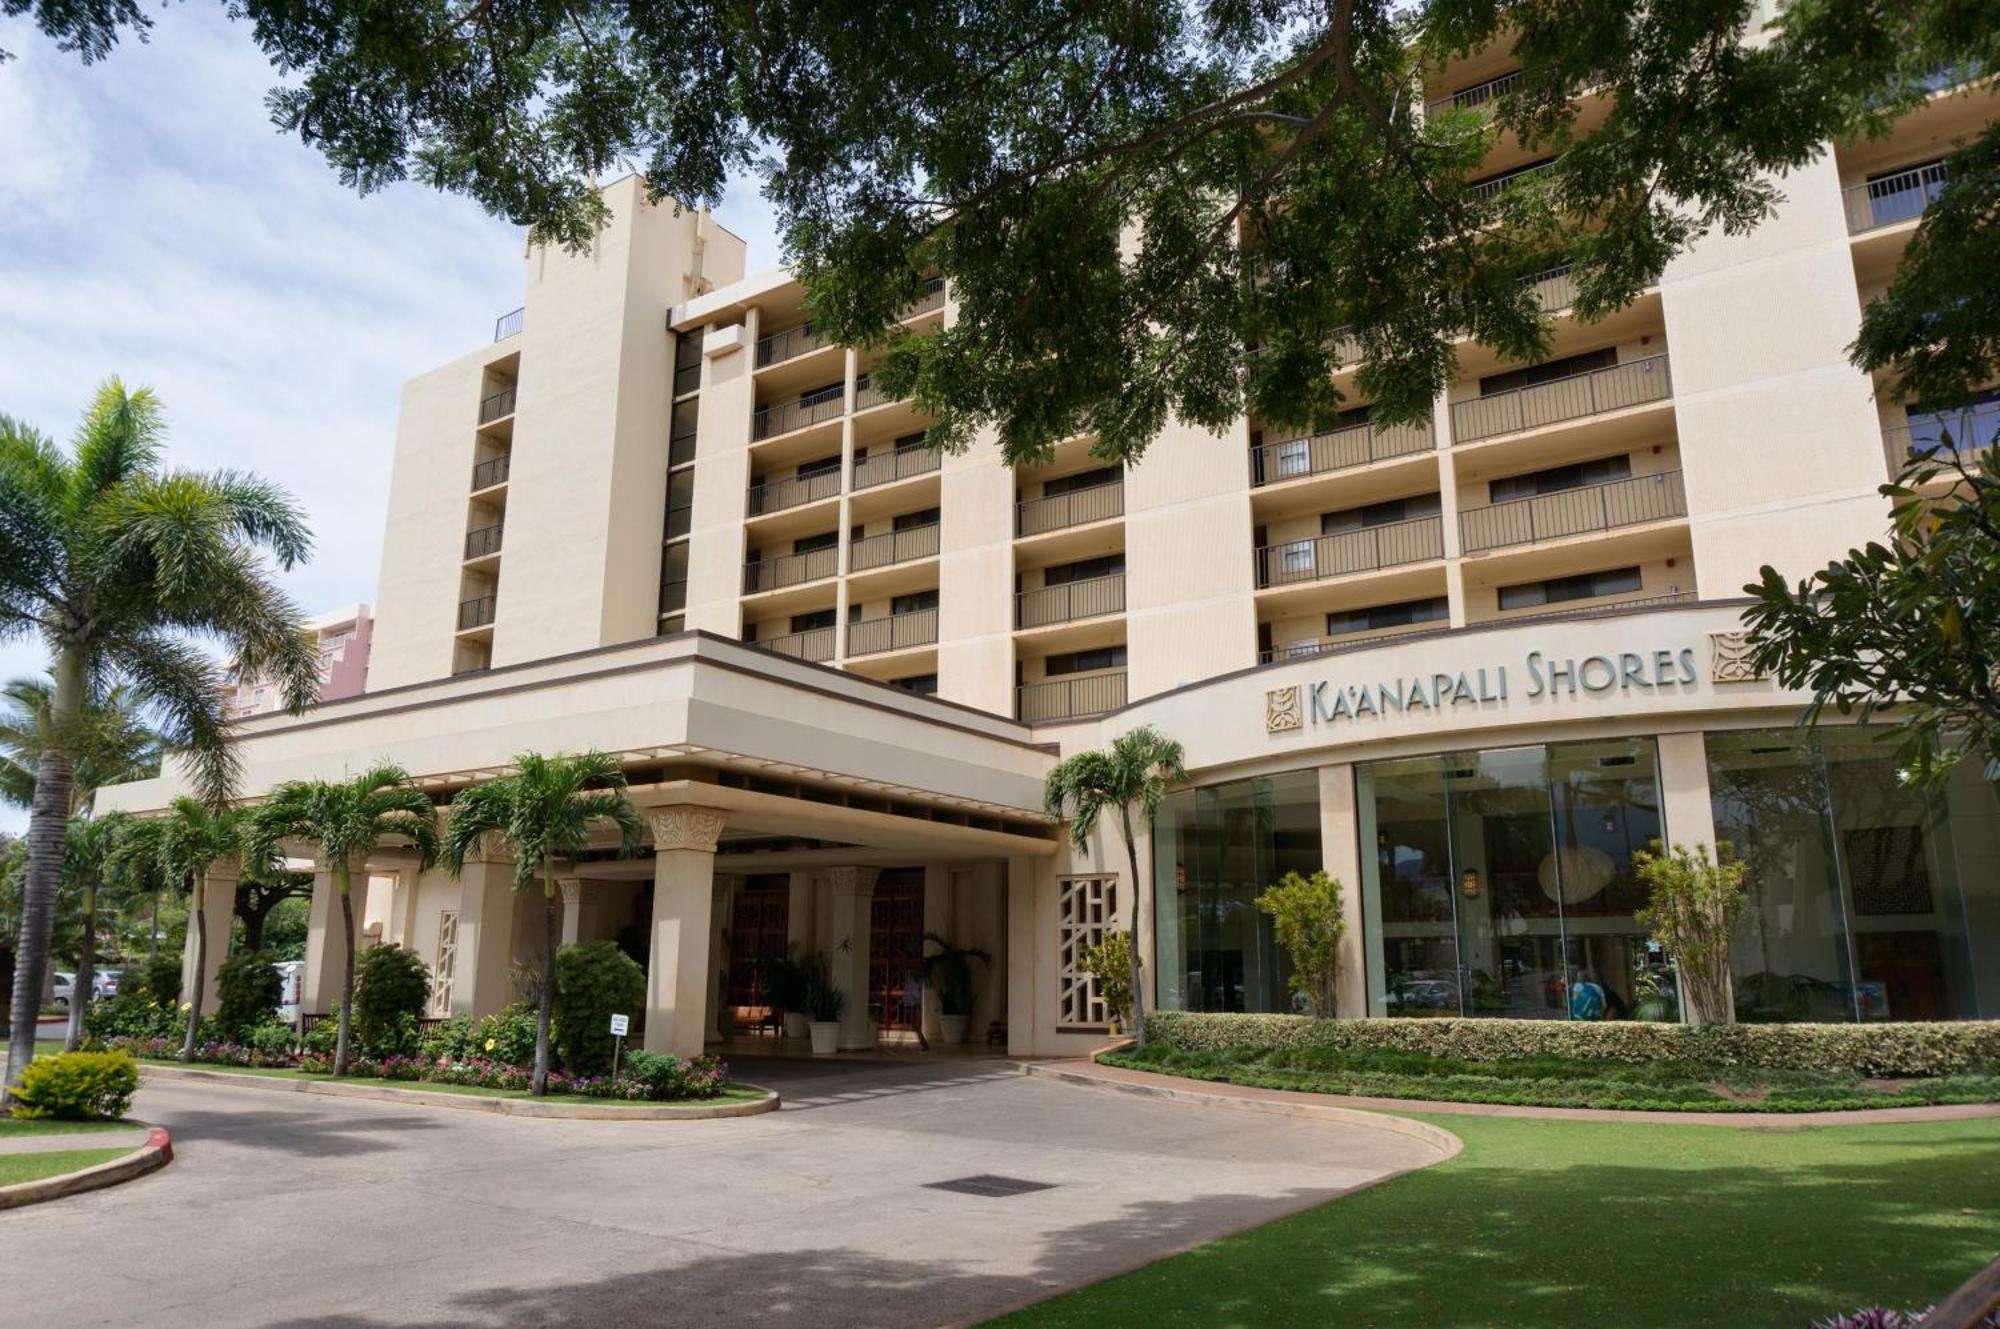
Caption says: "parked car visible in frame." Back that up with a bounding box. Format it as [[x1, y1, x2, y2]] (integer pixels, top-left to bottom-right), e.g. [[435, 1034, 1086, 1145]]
[[50, 972, 75, 1008], [94, 968, 121, 998]]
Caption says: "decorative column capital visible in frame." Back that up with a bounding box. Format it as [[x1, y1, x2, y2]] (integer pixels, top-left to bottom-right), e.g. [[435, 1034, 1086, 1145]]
[[201, 855, 243, 885], [557, 877, 583, 905], [827, 865, 882, 898], [648, 806, 726, 854]]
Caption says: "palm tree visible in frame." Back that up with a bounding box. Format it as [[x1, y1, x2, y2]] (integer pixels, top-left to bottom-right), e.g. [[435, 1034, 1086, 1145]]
[[441, 752, 642, 1095], [1043, 725, 1186, 1047], [0, 381, 317, 1091], [247, 766, 439, 1075], [116, 798, 253, 1060], [59, 812, 130, 1050], [0, 677, 165, 815]]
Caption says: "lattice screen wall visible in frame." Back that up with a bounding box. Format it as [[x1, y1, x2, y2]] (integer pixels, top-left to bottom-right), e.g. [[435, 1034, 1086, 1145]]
[[429, 910, 458, 1016], [1056, 875, 1119, 1027]]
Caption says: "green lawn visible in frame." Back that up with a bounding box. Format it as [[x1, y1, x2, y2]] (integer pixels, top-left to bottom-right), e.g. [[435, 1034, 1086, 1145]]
[[0, 1147, 132, 1187], [990, 1115, 2000, 1329], [0, 1118, 135, 1138]]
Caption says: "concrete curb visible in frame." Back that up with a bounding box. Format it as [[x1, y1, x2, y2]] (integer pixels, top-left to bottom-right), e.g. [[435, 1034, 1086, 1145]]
[[139, 1064, 780, 1120], [0, 1125, 171, 1210], [1025, 1061, 1464, 1160]]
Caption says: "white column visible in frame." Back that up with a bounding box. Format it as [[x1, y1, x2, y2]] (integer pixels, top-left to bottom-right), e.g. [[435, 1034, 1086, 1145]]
[[452, 839, 518, 1019], [181, 859, 239, 1011], [1005, 856, 1038, 1056], [643, 807, 725, 1058], [707, 874, 739, 1042], [302, 865, 347, 1015], [1656, 731, 1718, 851], [1318, 764, 1367, 1018], [826, 866, 880, 1049], [391, 866, 421, 949], [558, 877, 583, 947]]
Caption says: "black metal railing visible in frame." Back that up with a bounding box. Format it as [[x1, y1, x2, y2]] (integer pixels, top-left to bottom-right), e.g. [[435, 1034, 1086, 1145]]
[[753, 384, 846, 440], [847, 607, 939, 656], [471, 455, 510, 490], [753, 626, 836, 663], [1451, 354, 1672, 443], [901, 276, 946, 320], [850, 522, 940, 572], [457, 595, 497, 630], [853, 446, 941, 489], [478, 386, 516, 424], [756, 321, 827, 368], [1251, 420, 1433, 486], [1016, 480, 1124, 536], [1459, 471, 1687, 553], [464, 524, 504, 560], [1016, 573, 1125, 628], [742, 546, 839, 594], [1016, 671, 1127, 722], [747, 469, 841, 516], [1259, 626, 1452, 664], [1426, 69, 1522, 118], [1254, 516, 1444, 588]]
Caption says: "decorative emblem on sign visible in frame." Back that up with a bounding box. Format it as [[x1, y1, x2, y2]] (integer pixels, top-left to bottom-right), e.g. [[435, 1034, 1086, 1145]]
[[1708, 632, 1766, 684], [1265, 685, 1303, 733]]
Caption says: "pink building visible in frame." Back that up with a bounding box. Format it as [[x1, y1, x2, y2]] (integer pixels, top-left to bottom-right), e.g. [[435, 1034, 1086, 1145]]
[[229, 603, 373, 716]]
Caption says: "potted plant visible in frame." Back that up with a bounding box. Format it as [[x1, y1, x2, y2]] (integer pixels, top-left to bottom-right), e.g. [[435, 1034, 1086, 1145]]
[[805, 958, 845, 1056], [768, 946, 813, 1040], [916, 933, 991, 1044]]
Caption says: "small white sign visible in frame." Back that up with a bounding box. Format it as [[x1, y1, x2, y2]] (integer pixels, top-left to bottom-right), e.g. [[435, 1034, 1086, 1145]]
[[608, 1013, 630, 1037]]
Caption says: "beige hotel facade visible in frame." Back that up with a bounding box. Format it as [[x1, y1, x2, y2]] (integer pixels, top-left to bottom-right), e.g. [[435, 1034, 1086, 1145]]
[[105, 47, 2000, 1056]]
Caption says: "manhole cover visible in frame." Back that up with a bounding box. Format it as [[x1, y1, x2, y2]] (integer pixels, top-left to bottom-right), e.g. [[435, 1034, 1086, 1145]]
[[925, 1174, 1056, 1198]]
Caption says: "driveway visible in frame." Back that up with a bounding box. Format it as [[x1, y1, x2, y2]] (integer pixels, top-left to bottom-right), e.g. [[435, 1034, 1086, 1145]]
[[1, 1056, 1442, 1328]]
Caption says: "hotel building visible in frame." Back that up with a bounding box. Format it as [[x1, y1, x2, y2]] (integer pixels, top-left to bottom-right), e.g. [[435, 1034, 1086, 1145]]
[[226, 603, 374, 719], [105, 49, 2000, 1055]]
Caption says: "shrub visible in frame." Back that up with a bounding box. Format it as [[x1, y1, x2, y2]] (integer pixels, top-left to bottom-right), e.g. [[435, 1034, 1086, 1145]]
[[137, 952, 182, 1007], [353, 946, 431, 1055], [215, 952, 282, 1041], [1632, 841, 1747, 1024], [1140, 1011, 2000, 1077], [472, 1003, 540, 1067], [552, 941, 646, 1075], [302, 1006, 342, 1055], [9, 1050, 139, 1120], [241, 1020, 297, 1060], [1077, 931, 1138, 1026], [1254, 870, 1346, 1017], [623, 1050, 728, 1101], [419, 1014, 478, 1061], [86, 991, 178, 1041]]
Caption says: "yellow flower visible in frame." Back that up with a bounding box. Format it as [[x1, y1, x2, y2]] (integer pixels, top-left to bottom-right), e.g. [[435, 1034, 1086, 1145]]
[[484, 1038, 496, 1051], [180, 1002, 193, 1012]]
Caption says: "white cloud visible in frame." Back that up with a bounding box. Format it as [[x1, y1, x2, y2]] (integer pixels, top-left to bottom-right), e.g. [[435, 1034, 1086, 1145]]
[[0, 10, 781, 832]]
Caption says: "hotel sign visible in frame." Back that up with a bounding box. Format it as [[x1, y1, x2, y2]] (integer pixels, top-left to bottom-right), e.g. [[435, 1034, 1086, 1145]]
[[1264, 631, 1764, 734]]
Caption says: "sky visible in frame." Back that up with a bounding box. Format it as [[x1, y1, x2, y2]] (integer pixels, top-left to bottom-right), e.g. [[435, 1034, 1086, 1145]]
[[0, 9, 783, 832]]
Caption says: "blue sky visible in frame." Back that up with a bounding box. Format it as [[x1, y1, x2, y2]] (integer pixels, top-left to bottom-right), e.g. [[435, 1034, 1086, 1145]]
[[0, 9, 781, 831]]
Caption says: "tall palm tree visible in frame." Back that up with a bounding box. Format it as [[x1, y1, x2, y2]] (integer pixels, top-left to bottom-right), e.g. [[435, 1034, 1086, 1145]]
[[0, 381, 317, 1090], [1043, 725, 1186, 1048], [59, 812, 130, 1050], [116, 798, 255, 1060], [247, 765, 439, 1075], [0, 677, 165, 815], [441, 752, 642, 1095]]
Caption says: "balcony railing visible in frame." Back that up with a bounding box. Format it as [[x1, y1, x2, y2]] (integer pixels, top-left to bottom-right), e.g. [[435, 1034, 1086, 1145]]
[[847, 607, 939, 656], [1016, 671, 1128, 723], [1255, 515, 1445, 588], [1843, 161, 1949, 235], [1426, 69, 1522, 118], [1522, 264, 1578, 313], [753, 626, 836, 664], [852, 376, 892, 412], [1251, 419, 1433, 486], [742, 545, 839, 594], [471, 454, 510, 490], [747, 468, 841, 516], [464, 524, 504, 560], [853, 446, 941, 490], [1501, 590, 1697, 625], [1467, 159, 1555, 203], [1452, 354, 1672, 443], [1017, 573, 1126, 629], [756, 321, 827, 368], [1259, 626, 1452, 665], [478, 386, 516, 424], [1459, 470, 1687, 553], [851, 522, 940, 572], [901, 276, 947, 320], [753, 384, 845, 440], [1016, 479, 1125, 536], [1882, 402, 2000, 473], [493, 307, 523, 341], [457, 595, 497, 631]]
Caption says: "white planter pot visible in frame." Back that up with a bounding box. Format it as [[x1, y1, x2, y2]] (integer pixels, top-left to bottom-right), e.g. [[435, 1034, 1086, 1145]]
[[784, 1011, 810, 1040], [938, 1014, 970, 1045], [808, 1021, 840, 1056]]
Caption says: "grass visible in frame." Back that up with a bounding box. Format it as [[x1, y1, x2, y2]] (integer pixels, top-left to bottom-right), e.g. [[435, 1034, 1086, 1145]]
[[1102, 1043, 2000, 1112], [990, 1114, 2000, 1329], [0, 1118, 135, 1138], [0, 1147, 133, 1187]]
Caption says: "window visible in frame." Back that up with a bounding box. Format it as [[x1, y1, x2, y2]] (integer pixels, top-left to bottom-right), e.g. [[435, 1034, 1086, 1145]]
[[1057, 876, 1120, 1027], [796, 454, 841, 479], [891, 673, 938, 696], [429, 911, 459, 1016], [664, 470, 694, 539], [1046, 646, 1127, 677], [892, 589, 939, 616], [669, 398, 699, 466], [658, 542, 689, 615], [1498, 565, 1642, 611], [1480, 347, 1618, 397], [1044, 554, 1125, 585], [1278, 539, 1316, 578], [793, 531, 838, 555], [1320, 492, 1441, 534], [790, 609, 836, 633], [673, 331, 703, 397], [1490, 454, 1632, 504], [1041, 466, 1120, 498], [1272, 436, 1311, 479], [657, 614, 685, 635], [892, 507, 940, 532], [1327, 596, 1449, 637], [893, 431, 927, 454]]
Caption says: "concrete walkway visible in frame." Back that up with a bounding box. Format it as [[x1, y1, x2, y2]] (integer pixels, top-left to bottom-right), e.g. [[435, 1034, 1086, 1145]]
[[0, 1054, 1449, 1328]]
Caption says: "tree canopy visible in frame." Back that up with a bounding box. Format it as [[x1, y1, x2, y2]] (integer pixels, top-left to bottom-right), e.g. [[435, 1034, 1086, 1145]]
[[6, 1, 1994, 464]]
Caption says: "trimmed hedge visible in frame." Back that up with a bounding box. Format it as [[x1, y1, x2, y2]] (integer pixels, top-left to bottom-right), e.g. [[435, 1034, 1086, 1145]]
[[1141, 1011, 2000, 1077], [8, 1050, 140, 1120]]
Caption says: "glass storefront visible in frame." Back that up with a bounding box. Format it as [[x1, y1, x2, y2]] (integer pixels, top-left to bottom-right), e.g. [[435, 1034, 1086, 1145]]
[[1708, 729, 1999, 1021], [1153, 770, 1322, 1013], [1355, 740, 1676, 1021]]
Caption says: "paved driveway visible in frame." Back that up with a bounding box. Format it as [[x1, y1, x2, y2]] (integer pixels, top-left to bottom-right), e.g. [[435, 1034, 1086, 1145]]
[[1, 1056, 1442, 1328]]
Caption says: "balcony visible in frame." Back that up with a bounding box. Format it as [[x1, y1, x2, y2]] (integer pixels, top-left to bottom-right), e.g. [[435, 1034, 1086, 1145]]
[[1844, 161, 1949, 235], [471, 455, 510, 490], [478, 386, 517, 425], [1522, 264, 1578, 313], [850, 522, 940, 573], [493, 307, 523, 341], [1016, 671, 1127, 723], [1255, 516, 1444, 588], [1495, 590, 1697, 626], [756, 321, 827, 369], [743, 546, 839, 594], [852, 375, 894, 412], [853, 446, 940, 490], [1459, 471, 1687, 553], [748, 469, 841, 516], [901, 276, 947, 321], [457, 595, 497, 631], [1259, 626, 1451, 665], [464, 524, 504, 560], [1467, 159, 1554, 203], [1452, 354, 1672, 444], [1017, 479, 1124, 537], [847, 607, 939, 657], [1251, 420, 1432, 487], [753, 385, 845, 441], [753, 626, 836, 664], [1017, 573, 1126, 629], [1882, 401, 2000, 473], [1425, 69, 1521, 118]]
